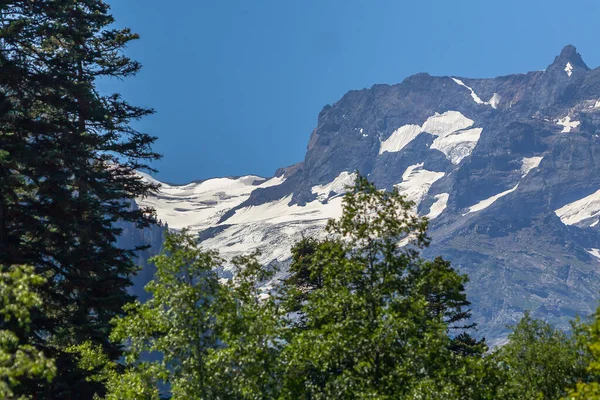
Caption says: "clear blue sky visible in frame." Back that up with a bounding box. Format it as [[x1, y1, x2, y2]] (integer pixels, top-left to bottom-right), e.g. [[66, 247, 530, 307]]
[[104, 0, 600, 184]]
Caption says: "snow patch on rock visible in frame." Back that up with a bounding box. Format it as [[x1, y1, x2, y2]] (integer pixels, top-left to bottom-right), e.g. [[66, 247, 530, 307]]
[[311, 171, 357, 202], [555, 189, 600, 226], [557, 116, 580, 133], [521, 156, 543, 177], [451, 78, 500, 109], [587, 248, 600, 261], [465, 184, 519, 215], [422, 111, 474, 135], [379, 124, 421, 154], [489, 93, 501, 109], [565, 62, 573, 77], [452, 78, 488, 106], [395, 164, 445, 206], [427, 193, 449, 219], [430, 127, 483, 165], [378, 111, 481, 164]]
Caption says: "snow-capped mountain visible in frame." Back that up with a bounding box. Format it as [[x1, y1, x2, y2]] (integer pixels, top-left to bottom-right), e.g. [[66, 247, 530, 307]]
[[134, 45, 600, 344]]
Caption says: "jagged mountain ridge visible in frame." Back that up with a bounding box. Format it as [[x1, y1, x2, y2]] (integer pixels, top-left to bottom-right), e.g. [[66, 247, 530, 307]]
[[136, 45, 600, 344]]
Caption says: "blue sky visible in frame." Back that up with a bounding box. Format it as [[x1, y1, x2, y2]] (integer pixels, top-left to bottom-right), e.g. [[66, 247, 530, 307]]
[[105, 0, 600, 184]]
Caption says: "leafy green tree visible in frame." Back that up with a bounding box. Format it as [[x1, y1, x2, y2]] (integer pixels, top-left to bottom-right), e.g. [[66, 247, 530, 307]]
[[0, 265, 55, 399], [279, 176, 495, 399], [78, 176, 512, 399], [492, 312, 591, 400], [563, 307, 600, 399], [104, 230, 222, 399], [0, 1, 159, 396], [67, 341, 162, 400], [76, 231, 283, 399], [204, 253, 284, 399]]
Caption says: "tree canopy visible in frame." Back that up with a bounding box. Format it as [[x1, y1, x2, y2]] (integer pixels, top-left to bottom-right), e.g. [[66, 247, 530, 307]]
[[0, 1, 158, 396]]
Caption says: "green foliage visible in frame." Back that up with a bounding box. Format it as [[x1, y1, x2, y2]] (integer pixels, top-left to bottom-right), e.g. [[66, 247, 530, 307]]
[[0, 265, 55, 399], [77, 230, 284, 399], [281, 237, 323, 330], [106, 230, 222, 399], [492, 313, 591, 400], [68, 341, 161, 400], [204, 253, 283, 399], [71, 174, 600, 399], [0, 1, 159, 396], [82, 175, 500, 399], [279, 175, 494, 399], [564, 308, 600, 399]]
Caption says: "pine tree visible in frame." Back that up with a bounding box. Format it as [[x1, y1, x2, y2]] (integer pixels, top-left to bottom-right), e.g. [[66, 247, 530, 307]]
[[0, 1, 159, 396]]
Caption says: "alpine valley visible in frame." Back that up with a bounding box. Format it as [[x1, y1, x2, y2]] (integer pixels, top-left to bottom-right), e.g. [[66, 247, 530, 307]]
[[125, 45, 600, 345]]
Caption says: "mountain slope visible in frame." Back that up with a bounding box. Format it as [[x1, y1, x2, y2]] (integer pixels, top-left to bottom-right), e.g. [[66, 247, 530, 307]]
[[137, 45, 600, 344]]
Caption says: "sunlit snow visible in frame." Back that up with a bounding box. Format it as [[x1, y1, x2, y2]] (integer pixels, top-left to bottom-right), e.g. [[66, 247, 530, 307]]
[[430, 127, 483, 165], [555, 189, 600, 226], [311, 171, 357, 202], [521, 156, 543, 177], [138, 171, 360, 266], [450, 78, 500, 109], [421, 111, 474, 135], [489, 93, 501, 109], [452, 78, 487, 106], [379, 125, 421, 154], [201, 172, 361, 264], [556, 116, 580, 133], [465, 184, 519, 215], [395, 163, 445, 206], [136, 172, 285, 231], [378, 111, 481, 164], [224, 194, 343, 226], [426, 193, 449, 219], [587, 248, 600, 261], [565, 62, 573, 77]]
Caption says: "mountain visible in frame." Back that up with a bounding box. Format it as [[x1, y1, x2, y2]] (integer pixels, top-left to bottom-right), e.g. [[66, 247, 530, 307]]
[[116, 219, 166, 302], [136, 45, 600, 345]]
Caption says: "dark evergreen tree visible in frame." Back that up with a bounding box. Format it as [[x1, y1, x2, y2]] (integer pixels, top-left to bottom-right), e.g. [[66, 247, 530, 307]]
[[0, 1, 159, 397], [415, 256, 487, 355], [281, 237, 324, 331]]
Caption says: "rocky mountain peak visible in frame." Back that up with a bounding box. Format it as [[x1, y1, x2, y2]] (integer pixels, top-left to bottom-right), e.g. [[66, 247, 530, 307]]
[[136, 45, 600, 346], [548, 44, 590, 75]]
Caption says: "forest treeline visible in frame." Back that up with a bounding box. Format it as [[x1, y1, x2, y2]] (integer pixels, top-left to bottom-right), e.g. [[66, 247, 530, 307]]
[[2, 1, 600, 399]]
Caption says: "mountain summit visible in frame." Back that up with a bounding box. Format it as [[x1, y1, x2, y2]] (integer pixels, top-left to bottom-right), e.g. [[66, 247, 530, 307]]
[[549, 44, 590, 73], [138, 47, 600, 344]]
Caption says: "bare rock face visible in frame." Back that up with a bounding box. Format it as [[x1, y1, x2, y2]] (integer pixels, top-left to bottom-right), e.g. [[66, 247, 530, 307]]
[[136, 46, 600, 345]]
